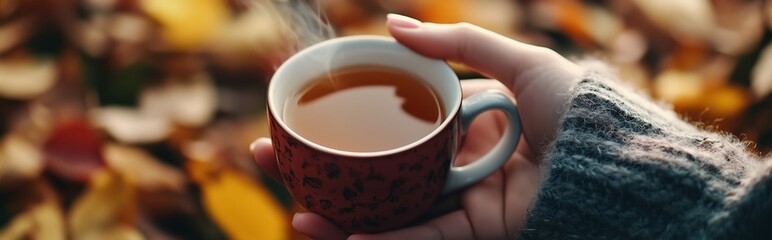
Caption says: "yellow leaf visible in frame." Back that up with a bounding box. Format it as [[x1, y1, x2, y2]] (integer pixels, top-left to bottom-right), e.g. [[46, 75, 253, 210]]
[[75, 224, 144, 240], [654, 69, 704, 107], [0, 133, 44, 180], [0, 186, 65, 240], [199, 168, 288, 240], [68, 170, 141, 240], [0, 55, 56, 100], [140, 0, 231, 51]]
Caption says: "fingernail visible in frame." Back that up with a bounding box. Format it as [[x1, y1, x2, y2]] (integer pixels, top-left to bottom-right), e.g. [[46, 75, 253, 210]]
[[291, 212, 303, 226], [249, 142, 257, 152], [387, 13, 422, 29], [249, 137, 269, 152]]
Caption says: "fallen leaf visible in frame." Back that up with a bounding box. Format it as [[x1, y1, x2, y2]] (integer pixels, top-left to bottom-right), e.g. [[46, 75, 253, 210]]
[[74, 224, 144, 240], [654, 69, 705, 107], [0, 181, 65, 240], [0, 0, 19, 19], [68, 170, 141, 240], [553, 1, 593, 47], [187, 156, 288, 240], [339, 16, 389, 36], [712, 0, 764, 55], [71, 19, 109, 57], [104, 143, 186, 191], [0, 56, 56, 100], [631, 0, 714, 41], [0, 17, 31, 54], [43, 118, 104, 182], [766, 0, 772, 30], [91, 107, 173, 144], [182, 140, 222, 183], [139, 73, 217, 128], [414, 0, 518, 37], [655, 69, 750, 130], [0, 133, 43, 180], [140, 0, 231, 51], [610, 30, 648, 63], [701, 84, 750, 119], [585, 5, 623, 47], [752, 43, 772, 99], [82, 0, 118, 12]]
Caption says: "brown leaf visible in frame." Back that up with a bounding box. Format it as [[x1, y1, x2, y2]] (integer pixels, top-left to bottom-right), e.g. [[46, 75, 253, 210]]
[[0, 17, 31, 54]]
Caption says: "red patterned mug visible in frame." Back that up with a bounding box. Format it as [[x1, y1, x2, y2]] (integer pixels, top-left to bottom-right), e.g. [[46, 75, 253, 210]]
[[267, 36, 521, 233]]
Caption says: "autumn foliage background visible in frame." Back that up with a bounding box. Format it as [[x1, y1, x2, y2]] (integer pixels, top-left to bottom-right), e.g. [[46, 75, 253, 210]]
[[1, 0, 771, 239]]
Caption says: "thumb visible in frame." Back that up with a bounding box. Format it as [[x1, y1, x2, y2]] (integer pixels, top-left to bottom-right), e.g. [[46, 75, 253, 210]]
[[386, 14, 583, 155], [250, 138, 282, 182]]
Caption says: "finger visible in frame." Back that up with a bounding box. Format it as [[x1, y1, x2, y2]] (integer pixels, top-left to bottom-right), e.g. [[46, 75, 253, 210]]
[[457, 79, 511, 238], [503, 155, 541, 237], [462, 166, 507, 239], [460, 79, 516, 99], [387, 14, 581, 104], [456, 80, 517, 166], [460, 79, 516, 134], [387, 14, 545, 87], [348, 211, 474, 240], [513, 135, 537, 165], [386, 14, 582, 155], [249, 137, 282, 182], [416, 192, 462, 221], [293, 212, 349, 240]]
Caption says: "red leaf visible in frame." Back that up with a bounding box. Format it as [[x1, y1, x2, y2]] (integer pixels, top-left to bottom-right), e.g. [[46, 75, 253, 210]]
[[44, 119, 104, 182]]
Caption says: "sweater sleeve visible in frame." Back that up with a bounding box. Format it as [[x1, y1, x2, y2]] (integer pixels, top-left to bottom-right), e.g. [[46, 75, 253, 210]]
[[517, 64, 772, 239]]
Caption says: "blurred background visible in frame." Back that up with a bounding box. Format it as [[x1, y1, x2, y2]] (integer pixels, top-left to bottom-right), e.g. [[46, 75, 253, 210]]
[[0, 0, 770, 239]]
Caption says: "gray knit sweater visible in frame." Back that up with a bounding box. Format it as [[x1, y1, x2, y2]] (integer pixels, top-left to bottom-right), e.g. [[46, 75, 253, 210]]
[[518, 66, 772, 239]]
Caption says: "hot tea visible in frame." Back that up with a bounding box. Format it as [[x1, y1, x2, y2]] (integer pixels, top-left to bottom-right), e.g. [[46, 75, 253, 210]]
[[283, 65, 445, 152]]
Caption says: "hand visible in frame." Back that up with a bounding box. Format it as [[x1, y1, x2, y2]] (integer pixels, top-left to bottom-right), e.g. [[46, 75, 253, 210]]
[[253, 79, 540, 239], [386, 14, 583, 156], [251, 14, 584, 239]]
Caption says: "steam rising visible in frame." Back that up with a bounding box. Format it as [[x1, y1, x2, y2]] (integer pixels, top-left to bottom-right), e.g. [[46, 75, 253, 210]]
[[246, 0, 336, 61], [279, 0, 336, 50]]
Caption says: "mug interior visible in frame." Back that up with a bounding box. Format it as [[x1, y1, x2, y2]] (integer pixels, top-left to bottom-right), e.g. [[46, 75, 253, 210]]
[[268, 36, 461, 157]]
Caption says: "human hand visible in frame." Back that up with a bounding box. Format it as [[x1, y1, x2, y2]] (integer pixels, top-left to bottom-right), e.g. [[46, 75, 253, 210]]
[[385, 14, 583, 156], [251, 14, 584, 239], [253, 79, 542, 240]]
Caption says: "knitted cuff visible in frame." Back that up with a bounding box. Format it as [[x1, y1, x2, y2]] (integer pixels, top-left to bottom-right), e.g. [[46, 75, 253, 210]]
[[518, 64, 762, 239]]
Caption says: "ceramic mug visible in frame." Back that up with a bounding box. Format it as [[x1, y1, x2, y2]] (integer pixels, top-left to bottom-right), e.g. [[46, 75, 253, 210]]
[[267, 36, 521, 233]]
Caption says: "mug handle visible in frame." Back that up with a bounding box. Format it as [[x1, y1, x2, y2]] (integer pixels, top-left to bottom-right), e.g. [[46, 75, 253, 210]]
[[442, 90, 521, 194]]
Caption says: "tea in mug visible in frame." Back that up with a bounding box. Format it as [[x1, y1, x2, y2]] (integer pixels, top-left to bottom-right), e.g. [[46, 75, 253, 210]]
[[284, 65, 445, 152]]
